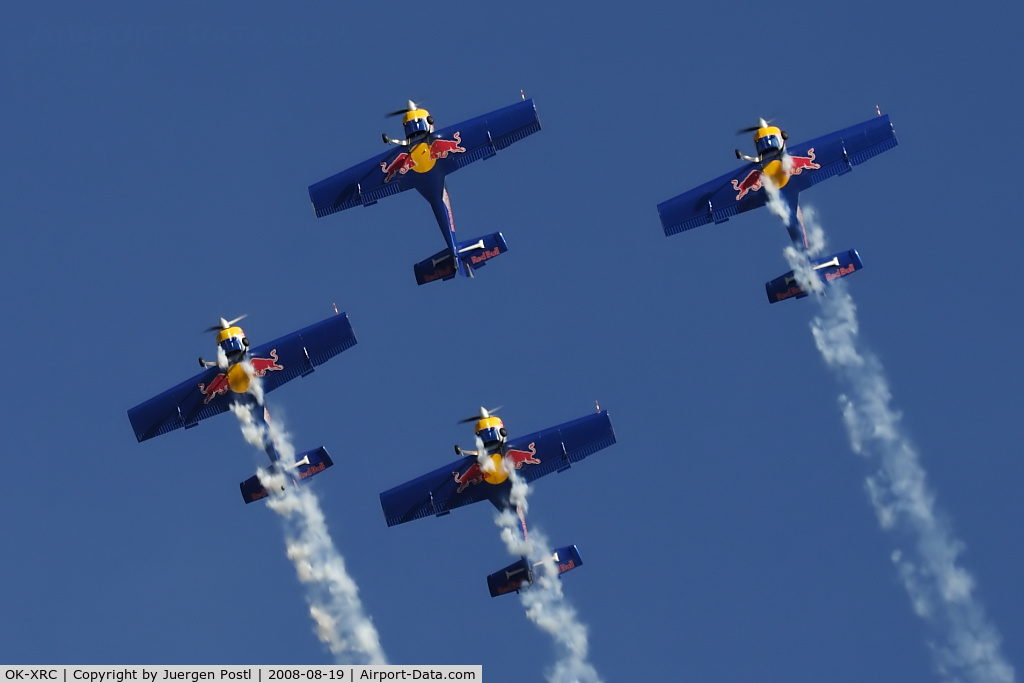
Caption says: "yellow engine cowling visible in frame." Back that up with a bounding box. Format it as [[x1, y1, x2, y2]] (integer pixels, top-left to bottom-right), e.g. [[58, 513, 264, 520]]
[[227, 362, 251, 394], [482, 452, 508, 486]]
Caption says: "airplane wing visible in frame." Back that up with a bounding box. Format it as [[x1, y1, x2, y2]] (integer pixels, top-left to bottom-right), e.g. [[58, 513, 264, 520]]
[[658, 160, 766, 236], [658, 114, 898, 236], [379, 410, 615, 527], [380, 451, 501, 527], [427, 98, 541, 175], [780, 114, 898, 194], [505, 409, 617, 483], [308, 99, 540, 218], [308, 146, 420, 218], [127, 313, 357, 442], [245, 312, 358, 394]]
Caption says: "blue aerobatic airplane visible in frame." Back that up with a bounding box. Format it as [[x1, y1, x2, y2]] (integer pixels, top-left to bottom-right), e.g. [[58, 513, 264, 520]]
[[380, 406, 616, 597], [658, 112, 898, 302], [127, 311, 357, 503], [308, 95, 541, 285]]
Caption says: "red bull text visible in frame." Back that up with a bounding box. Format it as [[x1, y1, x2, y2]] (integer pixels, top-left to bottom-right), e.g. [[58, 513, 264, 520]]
[[469, 247, 501, 265], [442, 186, 455, 233], [421, 260, 457, 284], [298, 460, 326, 479], [773, 285, 805, 302], [247, 488, 269, 503], [824, 263, 856, 281]]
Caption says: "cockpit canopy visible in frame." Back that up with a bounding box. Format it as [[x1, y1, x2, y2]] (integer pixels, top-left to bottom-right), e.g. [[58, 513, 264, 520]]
[[403, 107, 434, 139], [475, 415, 508, 447], [754, 125, 786, 158], [216, 326, 249, 362]]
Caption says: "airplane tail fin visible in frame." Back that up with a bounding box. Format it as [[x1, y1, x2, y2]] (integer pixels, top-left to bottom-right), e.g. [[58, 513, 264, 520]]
[[765, 249, 864, 304], [413, 232, 508, 285], [239, 446, 334, 504], [486, 544, 583, 597]]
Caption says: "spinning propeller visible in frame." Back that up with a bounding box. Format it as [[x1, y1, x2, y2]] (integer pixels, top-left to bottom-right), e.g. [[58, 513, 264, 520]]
[[385, 100, 432, 124], [385, 100, 420, 118], [737, 117, 772, 135], [458, 406, 503, 424], [205, 314, 247, 333]]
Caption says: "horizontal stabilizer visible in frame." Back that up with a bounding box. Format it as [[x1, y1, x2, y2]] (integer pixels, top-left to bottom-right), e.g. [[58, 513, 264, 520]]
[[766, 249, 864, 303], [487, 544, 583, 597], [456, 231, 507, 270], [413, 248, 458, 285], [487, 558, 531, 597], [240, 446, 334, 504], [413, 232, 508, 285]]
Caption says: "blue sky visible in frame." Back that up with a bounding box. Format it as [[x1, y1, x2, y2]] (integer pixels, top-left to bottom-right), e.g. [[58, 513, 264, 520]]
[[2, 2, 1022, 680]]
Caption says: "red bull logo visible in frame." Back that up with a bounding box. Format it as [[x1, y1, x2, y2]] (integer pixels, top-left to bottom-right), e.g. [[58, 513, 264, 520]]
[[731, 149, 820, 201], [787, 148, 820, 174], [380, 133, 466, 183], [428, 131, 465, 160], [505, 443, 541, 470], [198, 352, 284, 404], [453, 462, 485, 493], [381, 152, 416, 183], [453, 447, 537, 494], [198, 373, 230, 404], [732, 169, 764, 201], [557, 559, 576, 573], [249, 349, 284, 377]]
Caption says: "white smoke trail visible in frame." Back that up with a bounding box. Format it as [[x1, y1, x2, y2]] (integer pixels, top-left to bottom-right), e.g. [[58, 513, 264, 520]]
[[779, 207, 1014, 682], [230, 394, 387, 664], [493, 462, 602, 683]]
